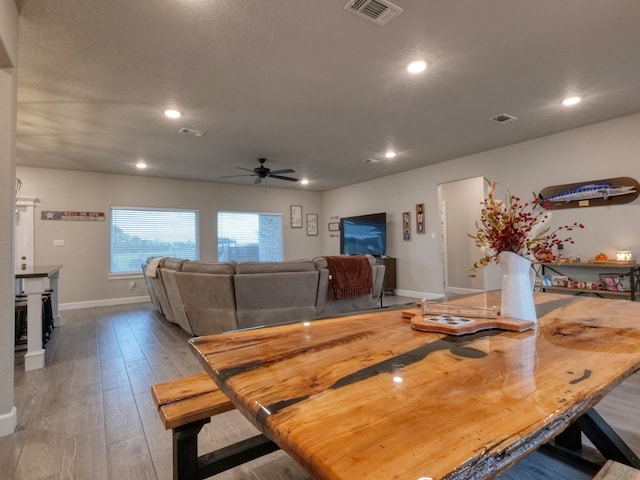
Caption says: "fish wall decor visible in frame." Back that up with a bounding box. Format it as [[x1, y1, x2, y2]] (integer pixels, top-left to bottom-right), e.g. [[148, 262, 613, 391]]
[[538, 177, 640, 210]]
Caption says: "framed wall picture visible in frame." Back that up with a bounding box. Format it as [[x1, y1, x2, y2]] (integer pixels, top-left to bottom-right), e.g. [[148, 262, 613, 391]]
[[402, 211, 411, 241], [328, 222, 340, 232], [291, 205, 302, 228], [416, 203, 425, 234], [307, 214, 318, 236]]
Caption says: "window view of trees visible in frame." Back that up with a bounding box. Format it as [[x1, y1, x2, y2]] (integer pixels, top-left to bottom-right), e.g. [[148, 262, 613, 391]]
[[110, 208, 198, 273]]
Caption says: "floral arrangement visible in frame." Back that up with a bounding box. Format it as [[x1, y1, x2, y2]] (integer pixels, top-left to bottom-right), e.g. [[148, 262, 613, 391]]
[[468, 180, 584, 277]]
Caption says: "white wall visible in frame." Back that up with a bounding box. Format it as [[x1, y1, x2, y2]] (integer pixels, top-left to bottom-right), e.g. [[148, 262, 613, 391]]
[[0, 0, 19, 437], [16, 167, 323, 308], [323, 113, 640, 298], [16, 113, 640, 305]]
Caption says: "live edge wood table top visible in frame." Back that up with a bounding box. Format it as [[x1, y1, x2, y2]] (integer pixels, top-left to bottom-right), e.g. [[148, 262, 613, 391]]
[[189, 292, 640, 480]]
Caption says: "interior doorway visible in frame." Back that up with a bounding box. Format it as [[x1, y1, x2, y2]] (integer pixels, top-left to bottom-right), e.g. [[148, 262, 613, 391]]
[[15, 197, 38, 272], [438, 177, 500, 295]]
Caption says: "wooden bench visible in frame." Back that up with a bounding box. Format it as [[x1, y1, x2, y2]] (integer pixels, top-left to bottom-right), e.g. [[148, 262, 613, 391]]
[[594, 460, 640, 480], [152, 373, 279, 480]]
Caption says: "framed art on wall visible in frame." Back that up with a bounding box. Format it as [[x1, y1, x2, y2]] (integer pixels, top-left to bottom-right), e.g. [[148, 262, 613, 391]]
[[307, 214, 318, 236], [402, 211, 411, 240], [328, 222, 340, 232], [291, 205, 302, 228], [416, 203, 425, 234]]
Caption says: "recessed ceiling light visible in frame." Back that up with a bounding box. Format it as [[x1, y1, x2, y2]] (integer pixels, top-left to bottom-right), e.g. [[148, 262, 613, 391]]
[[407, 61, 427, 74], [562, 96, 581, 106], [164, 109, 182, 119], [300, 179, 309, 185], [385, 151, 396, 159], [136, 161, 147, 169]]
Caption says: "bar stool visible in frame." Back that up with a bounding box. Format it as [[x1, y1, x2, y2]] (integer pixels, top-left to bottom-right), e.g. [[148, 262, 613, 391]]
[[15, 289, 55, 349], [14, 298, 28, 349], [42, 290, 54, 345]]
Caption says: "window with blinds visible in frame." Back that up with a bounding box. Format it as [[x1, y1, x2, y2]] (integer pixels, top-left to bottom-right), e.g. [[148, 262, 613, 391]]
[[110, 207, 199, 274], [217, 211, 283, 262]]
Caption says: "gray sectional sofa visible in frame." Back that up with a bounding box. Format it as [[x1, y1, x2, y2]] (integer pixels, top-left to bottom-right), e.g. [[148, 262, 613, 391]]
[[143, 256, 385, 336]]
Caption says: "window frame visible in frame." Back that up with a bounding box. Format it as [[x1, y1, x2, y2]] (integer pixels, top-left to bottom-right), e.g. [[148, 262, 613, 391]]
[[217, 210, 284, 263], [109, 206, 199, 277]]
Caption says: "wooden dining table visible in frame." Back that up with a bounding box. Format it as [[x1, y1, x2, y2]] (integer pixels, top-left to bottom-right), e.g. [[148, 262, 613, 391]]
[[189, 291, 640, 479]]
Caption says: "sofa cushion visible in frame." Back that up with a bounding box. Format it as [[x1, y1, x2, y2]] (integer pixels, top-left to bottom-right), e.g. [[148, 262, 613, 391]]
[[234, 270, 319, 329], [176, 271, 238, 335], [235, 259, 315, 274], [182, 261, 236, 275], [162, 258, 184, 271]]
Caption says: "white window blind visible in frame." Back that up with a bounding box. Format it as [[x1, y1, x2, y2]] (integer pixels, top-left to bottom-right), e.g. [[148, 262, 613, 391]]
[[110, 207, 199, 274], [217, 211, 283, 262]]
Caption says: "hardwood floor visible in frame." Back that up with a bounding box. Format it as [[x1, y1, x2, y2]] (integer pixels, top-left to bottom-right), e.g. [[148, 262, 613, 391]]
[[1, 302, 639, 480]]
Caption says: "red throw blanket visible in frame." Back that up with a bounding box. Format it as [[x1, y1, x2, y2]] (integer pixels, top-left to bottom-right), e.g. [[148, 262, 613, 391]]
[[324, 255, 373, 300]]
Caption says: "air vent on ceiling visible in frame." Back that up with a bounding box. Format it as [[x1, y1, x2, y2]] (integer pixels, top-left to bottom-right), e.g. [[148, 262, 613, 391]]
[[344, 0, 403, 26], [490, 113, 518, 124], [179, 127, 206, 137]]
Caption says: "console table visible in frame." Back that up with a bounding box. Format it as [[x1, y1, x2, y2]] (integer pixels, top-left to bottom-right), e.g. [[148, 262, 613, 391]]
[[538, 262, 640, 301], [15, 264, 62, 371]]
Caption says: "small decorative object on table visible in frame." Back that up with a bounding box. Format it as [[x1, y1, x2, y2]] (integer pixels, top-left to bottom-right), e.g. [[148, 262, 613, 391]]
[[403, 300, 534, 335], [469, 179, 584, 322], [615, 251, 634, 263]]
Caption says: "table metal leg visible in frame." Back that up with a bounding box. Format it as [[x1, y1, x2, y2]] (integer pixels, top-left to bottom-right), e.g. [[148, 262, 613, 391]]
[[577, 409, 640, 468], [546, 408, 640, 471], [173, 419, 209, 480]]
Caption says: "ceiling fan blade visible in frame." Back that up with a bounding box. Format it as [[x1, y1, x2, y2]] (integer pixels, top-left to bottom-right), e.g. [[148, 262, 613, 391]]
[[254, 176, 263, 184], [269, 174, 299, 182], [236, 167, 255, 173], [220, 174, 256, 178], [269, 168, 295, 175]]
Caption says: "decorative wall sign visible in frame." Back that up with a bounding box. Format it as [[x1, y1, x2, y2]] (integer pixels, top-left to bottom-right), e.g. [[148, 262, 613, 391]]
[[402, 211, 411, 240], [538, 177, 639, 210], [290, 205, 302, 228], [41, 210, 105, 221], [416, 203, 425, 233], [328, 222, 340, 232], [307, 214, 318, 236]]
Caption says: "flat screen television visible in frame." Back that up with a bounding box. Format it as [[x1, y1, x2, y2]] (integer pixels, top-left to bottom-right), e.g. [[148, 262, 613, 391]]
[[340, 212, 387, 256]]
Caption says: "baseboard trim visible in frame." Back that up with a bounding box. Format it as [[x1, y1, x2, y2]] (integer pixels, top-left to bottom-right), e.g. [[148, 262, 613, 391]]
[[60, 295, 150, 311], [0, 406, 17, 437], [445, 287, 484, 295], [394, 289, 445, 300]]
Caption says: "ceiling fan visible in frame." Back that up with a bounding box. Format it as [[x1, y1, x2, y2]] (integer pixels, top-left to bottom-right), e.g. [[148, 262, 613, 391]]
[[221, 158, 299, 184]]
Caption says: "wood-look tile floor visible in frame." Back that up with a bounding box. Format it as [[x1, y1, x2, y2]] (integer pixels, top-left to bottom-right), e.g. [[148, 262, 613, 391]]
[[1, 302, 639, 480]]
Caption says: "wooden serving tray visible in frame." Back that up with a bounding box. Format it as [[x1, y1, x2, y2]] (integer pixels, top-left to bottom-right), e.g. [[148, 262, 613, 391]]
[[402, 308, 535, 335]]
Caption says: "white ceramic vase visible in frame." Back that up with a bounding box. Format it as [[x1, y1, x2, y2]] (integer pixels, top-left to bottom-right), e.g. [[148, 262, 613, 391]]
[[497, 251, 537, 323]]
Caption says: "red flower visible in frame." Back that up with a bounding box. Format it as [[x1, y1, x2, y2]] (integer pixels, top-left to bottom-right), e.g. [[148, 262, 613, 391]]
[[468, 180, 584, 277]]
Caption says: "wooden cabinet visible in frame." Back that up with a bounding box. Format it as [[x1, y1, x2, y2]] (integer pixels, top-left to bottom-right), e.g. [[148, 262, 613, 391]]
[[538, 262, 640, 301], [379, 257, 396, 295]]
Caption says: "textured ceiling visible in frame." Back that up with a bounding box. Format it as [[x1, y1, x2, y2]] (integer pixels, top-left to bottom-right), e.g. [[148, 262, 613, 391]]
[[15, 0, 640, 191]]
